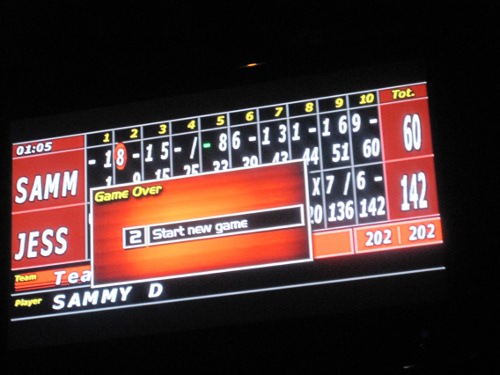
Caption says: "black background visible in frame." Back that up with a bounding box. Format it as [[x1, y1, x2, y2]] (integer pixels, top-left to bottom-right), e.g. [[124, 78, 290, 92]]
[[1, 1, 498, 373]]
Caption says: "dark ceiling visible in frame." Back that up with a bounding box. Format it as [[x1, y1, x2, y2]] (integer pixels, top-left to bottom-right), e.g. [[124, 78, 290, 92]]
[[3, 2, 496, 119]]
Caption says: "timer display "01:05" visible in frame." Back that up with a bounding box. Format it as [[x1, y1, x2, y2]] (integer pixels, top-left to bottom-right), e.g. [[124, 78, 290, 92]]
[[15, 141, 53, 156]]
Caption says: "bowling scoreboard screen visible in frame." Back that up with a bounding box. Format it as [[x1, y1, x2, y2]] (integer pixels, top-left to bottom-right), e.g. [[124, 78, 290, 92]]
[[8, 68, 446, 348]]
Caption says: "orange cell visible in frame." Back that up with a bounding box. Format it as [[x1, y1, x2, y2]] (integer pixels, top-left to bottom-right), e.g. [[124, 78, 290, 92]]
[[399, 217, 443, 247], [355, 223, 400, 253], [313, 229, 353, 258], [355, 216, 443, 253]]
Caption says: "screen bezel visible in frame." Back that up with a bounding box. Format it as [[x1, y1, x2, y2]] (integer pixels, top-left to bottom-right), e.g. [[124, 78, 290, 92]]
[[3, 62, 449, 352]]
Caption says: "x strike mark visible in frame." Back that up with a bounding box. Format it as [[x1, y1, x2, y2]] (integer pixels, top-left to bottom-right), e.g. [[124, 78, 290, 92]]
[[94, 185, 163, 203]]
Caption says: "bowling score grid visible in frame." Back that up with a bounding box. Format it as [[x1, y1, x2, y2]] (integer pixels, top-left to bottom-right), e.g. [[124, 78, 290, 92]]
[[9, 81, 444, 328]]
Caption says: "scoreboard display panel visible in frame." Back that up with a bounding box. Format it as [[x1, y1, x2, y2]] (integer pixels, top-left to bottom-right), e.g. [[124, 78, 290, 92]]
[[8, 67, 446, 348]]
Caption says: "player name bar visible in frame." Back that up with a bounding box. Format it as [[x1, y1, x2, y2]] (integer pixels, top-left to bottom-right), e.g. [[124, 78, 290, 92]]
[[123, 205, 305, 249]]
